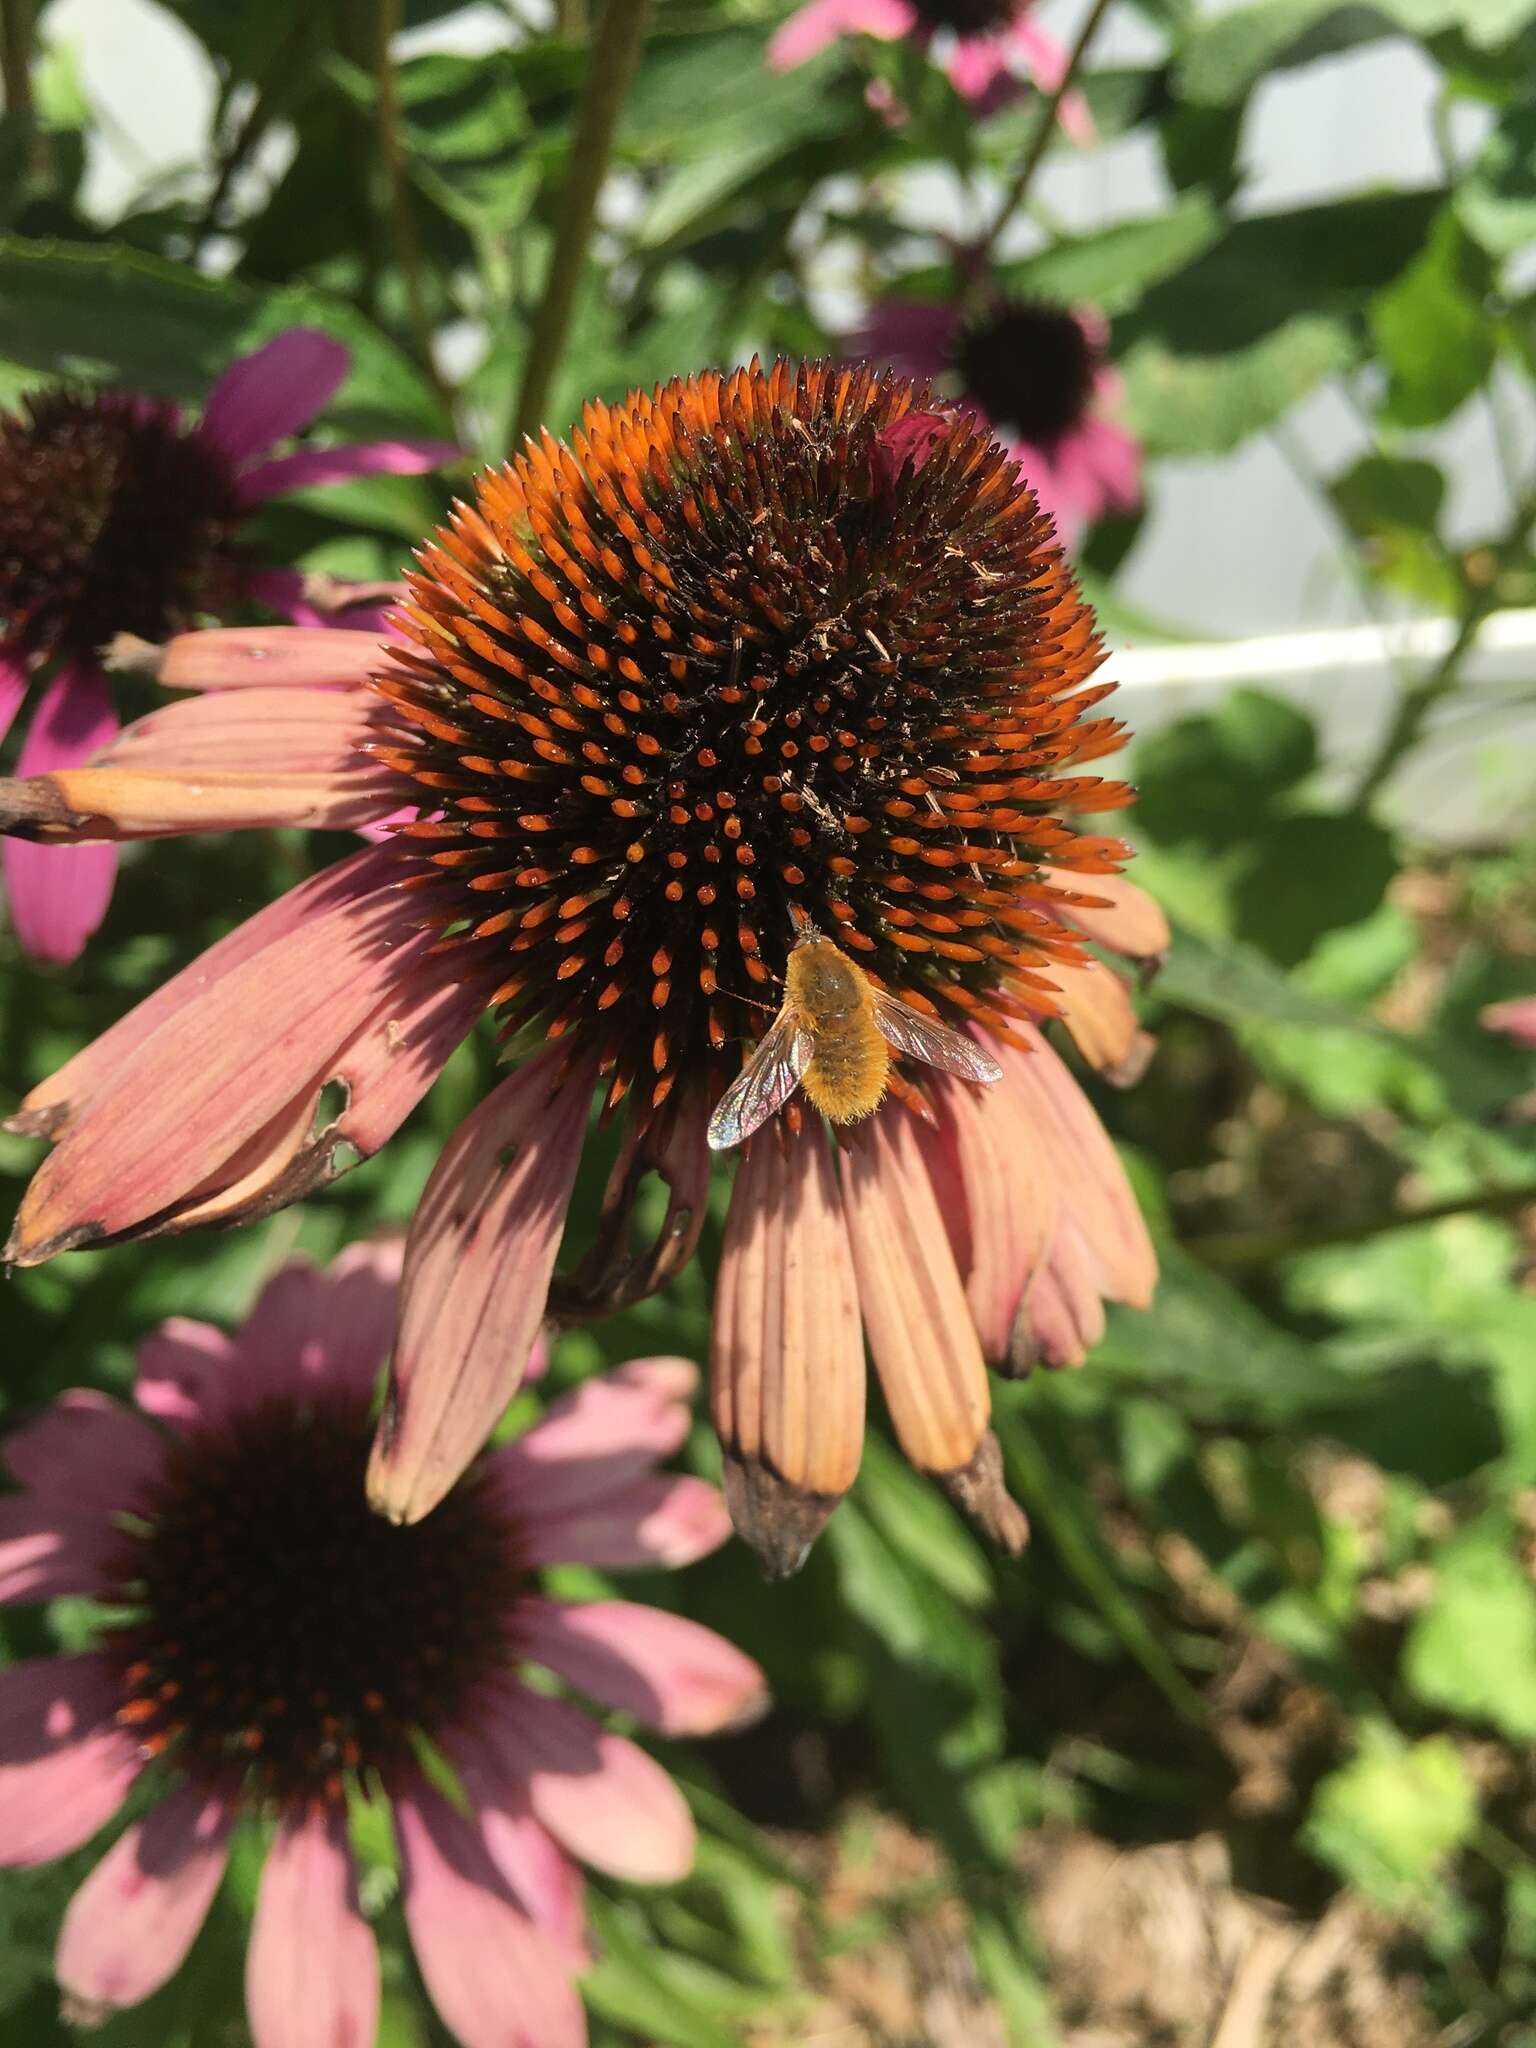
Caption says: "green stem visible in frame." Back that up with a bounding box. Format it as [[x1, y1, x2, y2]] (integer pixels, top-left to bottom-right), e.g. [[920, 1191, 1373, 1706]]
[[513, 0, 652, 444], [1353, 478, 1536, 806], [972, 0, 1112, 267], [375, 0, 453, 411], [0, 0, 48, 184], [1187, 1179, 1536, 1274]]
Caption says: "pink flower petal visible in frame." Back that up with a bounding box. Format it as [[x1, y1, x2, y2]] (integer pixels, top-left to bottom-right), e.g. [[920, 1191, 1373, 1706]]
[[56, 1786, 233, 2019], [4, 665, 120, 963], [476, 1808, 587, 1965], [946, 33, 1011, 103], [133, 1318, 241, 1431], [1015, 1216, 1107, 1370], [199, 329, 350, 465], [519, 1598, 767, 1735], [1044, 867, 1169, 964], [852, 300, 959, 383], [396, 1778, 586, 2048], [481, 1357, 699, 1519], [1007, 19, 1095, 141], [3, 1388, 164, 1514], [0, 638, 29, 744], [237, 438, 456, 506], [149, 626, 388, 693], [365, 1050, 593, 1526], [6, 854, 438, 1264], [839, 1105, 991, 1478], [1483, 996, 1536, 1048], [228, 1241, 399, 1405], [0, 1655, 141, 1867], [767, 0, 915, 70], [1048, 955, 1154, 1086], [0, 1497, 120, 1604], [245, 1805, 379, 2048], [2, 685, 400, 841], [520, 1472, 731, 1573], [310, 1237, 405, 1396], [461, 1680, 695, 1884]]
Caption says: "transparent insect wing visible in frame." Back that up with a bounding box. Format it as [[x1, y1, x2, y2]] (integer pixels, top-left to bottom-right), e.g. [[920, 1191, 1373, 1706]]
[[869, 987, 1004, 1085], [706, 1010, 816, 1150]]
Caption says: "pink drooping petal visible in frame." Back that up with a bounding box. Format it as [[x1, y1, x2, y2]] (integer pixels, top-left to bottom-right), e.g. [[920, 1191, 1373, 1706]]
[[1044, 866, 1169, 964], [0, 639, 29, 745], [915, 1063, 1055, 1364], [3, 1388, 165, 1515], [461, 1680, 695, 1884], [0, 1497, 121, 1604], [1007, 19, 1095, 141], [767, 0, 915, 70], [3, 665, 120, 963], [133, 1319, 241, 1432], [1483, 996, 1536, 1048], [144, 625, 389, 693], [520, 1471, 732, 1573], [0, 685, 402, 841], [853, 300, 959, 383], [0, 1655, 141, 1867], [519, 1598, 767, 1736], [199, 329, 350, 465], [481, 1357, 699, 1519], [1079, 411, 1144, 515], [1005, 435, 1074, 544], [307, 1236, 406, 1397], [1049, 955, 1154, 1086], [232, 1241, 403, 1406], [55, 1786, 233, 2020], [366, 1050, 593, 1526], [1017, 1215, 1107, 1369], [872, 407, 957, 501], [236, 438, 457, 506], [396, 1778, 586, 2048], [839, 1105, 991, 1479], [245, 1805, 379, 2048], [431, 1731, 587, 1961], [6, 851, 442, 1264], [945, 31, 1013, 104]]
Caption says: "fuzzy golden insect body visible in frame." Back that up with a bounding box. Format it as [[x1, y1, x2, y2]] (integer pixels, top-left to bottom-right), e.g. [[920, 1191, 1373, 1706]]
[[706, 930, 1003, 1151]]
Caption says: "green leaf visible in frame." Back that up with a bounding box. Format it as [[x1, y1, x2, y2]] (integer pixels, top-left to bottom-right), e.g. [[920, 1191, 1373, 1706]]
[[1121, 314, 1354, 455], [1404, 1519, 1536, 1740], [1370, 209, 1494, 427], [1304, 1725, 1478, 1910], [1175, 0, 1341, 103], [1000, 195, 1225, 314], [1458, 93, 1536, 259], [1134, 688, 1317, 846], [1153, 919, 1396, 1034], [1231, 812, 1400, 968]]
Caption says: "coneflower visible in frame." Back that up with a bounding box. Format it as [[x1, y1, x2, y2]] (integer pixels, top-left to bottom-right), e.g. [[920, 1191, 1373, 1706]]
[[0, 329, 452, 962], [0, 1243, 762, 2048], [0, 358, 1157, 1570]]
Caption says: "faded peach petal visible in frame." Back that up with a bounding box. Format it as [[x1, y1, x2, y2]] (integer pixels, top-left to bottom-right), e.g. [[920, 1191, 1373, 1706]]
[[1048, 954, 1155, 1087], [711, 1118, 865, 1574], [6, 858, 437, 1264], [1045, 865, 1169, 965], [367, 1051, 593, 1526], [1012, 1217, 1107, 1372], [0, 688, 400, 842], [108, 624, 389, 693]]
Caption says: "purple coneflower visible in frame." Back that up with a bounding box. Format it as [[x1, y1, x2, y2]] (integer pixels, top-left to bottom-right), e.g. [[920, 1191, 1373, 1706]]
[[857, 296, 1141, 546], [0, 358, 1159, 1570], [0, 328, 453, 962], [0, 1241, 762, 2046]]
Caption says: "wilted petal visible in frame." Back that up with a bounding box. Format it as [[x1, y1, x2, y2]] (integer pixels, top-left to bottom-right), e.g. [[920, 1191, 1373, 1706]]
[[6, 854, 438, 1264], [56, 1787, 233, 2020], [711, 1118, 864, 1575], [518, 1598, 767, 1736], [245, 1806, 379, 2048], [237, 438, 457, 506], [1044, 866, 1169, 968], [3, 665, 120, 963], [1048, 955, 1155, 1087], [916, 1065, 1055, 1364], [110, 625, 389, 693], [0, 687, 400, 841], [200, 329, 350, 464], [1011, 1218, 1106, 1372], [521, 1472, 731, 1572], [0, 1656, 141, 1867], [3, 1389, 164, 1514], [396, 1778, 586, 2048], [463, 1680, 695, 1884], [367, 1051, 592, 1526], [481, 1357, 698, 1518]]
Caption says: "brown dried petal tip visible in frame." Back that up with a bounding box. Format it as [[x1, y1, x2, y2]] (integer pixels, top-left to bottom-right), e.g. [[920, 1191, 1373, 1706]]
[[938, 1430, 1029, 1555], [723, 1455, 843, 1580]]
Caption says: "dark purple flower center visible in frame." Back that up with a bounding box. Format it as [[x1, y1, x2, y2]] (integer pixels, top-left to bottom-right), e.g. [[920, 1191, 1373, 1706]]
[[913, 0, 1018, 33], [101, 1399, 524, 1808], [0, 388, 245, 667], [952, 301, 1097, 454]]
